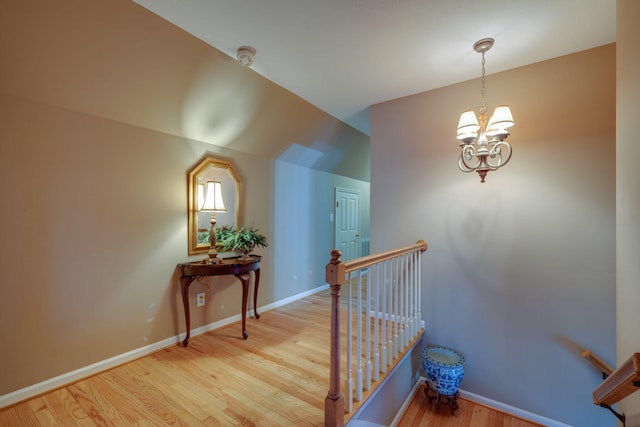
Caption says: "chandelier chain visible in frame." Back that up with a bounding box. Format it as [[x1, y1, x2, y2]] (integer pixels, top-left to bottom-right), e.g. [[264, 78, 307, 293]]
[[480, 51, 486, 111]]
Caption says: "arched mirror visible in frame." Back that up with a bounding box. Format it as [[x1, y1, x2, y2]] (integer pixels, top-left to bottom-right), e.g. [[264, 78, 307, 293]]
[[187, 155, 242, 255]]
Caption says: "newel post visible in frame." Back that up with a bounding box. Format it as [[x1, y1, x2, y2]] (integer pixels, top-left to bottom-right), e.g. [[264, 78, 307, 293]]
[[325, 250, 345, 427]]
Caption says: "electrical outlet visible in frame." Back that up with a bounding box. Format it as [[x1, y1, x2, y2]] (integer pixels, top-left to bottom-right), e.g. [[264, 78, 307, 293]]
[[196, 292, 205, 307]]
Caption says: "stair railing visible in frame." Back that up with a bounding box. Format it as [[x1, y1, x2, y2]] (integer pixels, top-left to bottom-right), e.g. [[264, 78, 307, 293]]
[[324, 240, 428, 427], [583, 349, 640, 426]]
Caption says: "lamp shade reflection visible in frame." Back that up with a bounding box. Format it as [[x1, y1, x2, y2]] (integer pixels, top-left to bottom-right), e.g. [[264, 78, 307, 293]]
[[199, 180, 226, 261], [201, 181, 226, 212]]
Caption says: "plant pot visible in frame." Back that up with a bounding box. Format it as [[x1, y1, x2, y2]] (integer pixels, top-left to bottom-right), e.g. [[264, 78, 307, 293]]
[[237, 250, 253, 261]]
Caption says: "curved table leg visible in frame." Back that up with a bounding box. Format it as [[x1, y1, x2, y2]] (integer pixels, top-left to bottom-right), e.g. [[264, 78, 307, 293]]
[[253, 268, 261, 319], [180, 276, 196, 347], [236, 272, 250, 339]]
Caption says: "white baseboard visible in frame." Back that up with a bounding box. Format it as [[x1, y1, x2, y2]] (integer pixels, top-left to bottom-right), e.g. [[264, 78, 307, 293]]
[[0, 336, 180, 409], [389, 377, 424, 427], [459, 389, 574, 427], [390, 376, 573, 427], [0, 284, 330, 409], [348, 421, 385, 427], [259, 284, 329, 312]]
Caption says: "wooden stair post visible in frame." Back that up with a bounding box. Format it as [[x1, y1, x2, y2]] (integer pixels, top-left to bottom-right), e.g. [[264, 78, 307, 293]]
[[325, 250, 345, 427]]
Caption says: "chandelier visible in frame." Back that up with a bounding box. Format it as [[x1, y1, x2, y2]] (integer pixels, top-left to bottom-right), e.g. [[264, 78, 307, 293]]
[[456, 38, 514, 183]]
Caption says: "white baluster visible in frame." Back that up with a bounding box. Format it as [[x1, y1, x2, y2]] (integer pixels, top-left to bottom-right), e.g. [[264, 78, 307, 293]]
[[373, 264, 380, 382], [418, 250, 425, 330], [346, 271, 353, 412], [345, 376, 353, 414], [356, 273, 363, 401], [365, 269, 372, 391], [387, 259, 394, 367], [414, 252, 420, 335], [393, 257, 399, 361], [398, 255, 404, 350], [410, 253, 417, 338], [404, 254, 410, 347], [381, 261, 388, 373]]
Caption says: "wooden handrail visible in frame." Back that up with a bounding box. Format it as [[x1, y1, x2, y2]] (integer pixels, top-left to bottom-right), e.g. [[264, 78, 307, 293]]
[[593, 352, 640, 406], [342, 240, 427, 273], [582, 349, 614, 377]]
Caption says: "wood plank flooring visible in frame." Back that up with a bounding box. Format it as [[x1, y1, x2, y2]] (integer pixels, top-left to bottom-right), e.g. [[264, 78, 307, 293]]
[[397, 385, 543, 427], [1, 289, 541, 426]]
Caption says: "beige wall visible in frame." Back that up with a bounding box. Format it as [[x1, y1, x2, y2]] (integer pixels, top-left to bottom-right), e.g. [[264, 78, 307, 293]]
[[616, 0, 640, 423], [2, 1, 630, 424], [0, 94, 272, 392], [0, 0, 368, 180], [371, 45, 616, 426], [0, 0, 369, 398]]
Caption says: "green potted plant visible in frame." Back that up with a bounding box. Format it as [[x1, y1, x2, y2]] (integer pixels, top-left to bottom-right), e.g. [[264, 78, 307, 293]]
[[214, 225, 235, 248], [218, 225, 268, 260]]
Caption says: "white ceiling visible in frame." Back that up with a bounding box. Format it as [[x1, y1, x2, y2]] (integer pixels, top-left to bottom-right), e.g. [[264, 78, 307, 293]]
[[133, 0, 615, 135]]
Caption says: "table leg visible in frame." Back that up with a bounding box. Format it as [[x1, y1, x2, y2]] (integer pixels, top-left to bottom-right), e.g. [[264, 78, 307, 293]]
[[253, 268, 261, 319], [236, 272, 250, 339], [180, 276, 196, 347]]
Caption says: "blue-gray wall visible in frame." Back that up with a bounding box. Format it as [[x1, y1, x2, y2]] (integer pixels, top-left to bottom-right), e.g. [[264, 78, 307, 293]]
[[370, 44, 616, 426]]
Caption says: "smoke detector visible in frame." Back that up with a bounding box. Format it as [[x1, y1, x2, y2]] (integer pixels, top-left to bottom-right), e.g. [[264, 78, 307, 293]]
[[237, 46, 256, 67]]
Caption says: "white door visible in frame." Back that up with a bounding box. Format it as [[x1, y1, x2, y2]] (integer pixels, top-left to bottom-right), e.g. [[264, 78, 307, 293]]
[[335, 188, 360, 262]]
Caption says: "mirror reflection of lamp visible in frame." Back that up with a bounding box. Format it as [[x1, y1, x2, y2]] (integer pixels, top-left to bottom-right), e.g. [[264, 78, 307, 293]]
[[198, 180, 226, 262]]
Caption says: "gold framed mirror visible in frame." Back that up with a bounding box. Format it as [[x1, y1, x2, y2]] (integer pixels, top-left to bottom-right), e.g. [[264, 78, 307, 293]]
[[187, 155, 242, 255]]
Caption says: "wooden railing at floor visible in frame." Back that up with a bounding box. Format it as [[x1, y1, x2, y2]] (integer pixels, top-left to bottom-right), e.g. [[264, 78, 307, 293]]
[[324, 240, 428, 427]]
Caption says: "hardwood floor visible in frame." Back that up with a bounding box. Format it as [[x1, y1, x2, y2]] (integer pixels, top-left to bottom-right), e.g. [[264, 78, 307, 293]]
[[2, 293, 332, 426], [397, 385, 543, 427], [1, 289, 542, 426]]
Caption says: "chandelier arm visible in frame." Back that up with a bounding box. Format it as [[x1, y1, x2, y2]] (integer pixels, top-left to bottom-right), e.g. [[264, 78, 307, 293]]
[[458, 145, 481, 172], [485, 141, 513, 171], [458, 156, 476, 173]]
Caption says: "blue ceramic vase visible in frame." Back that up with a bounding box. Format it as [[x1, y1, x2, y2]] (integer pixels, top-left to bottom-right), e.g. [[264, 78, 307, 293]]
[[422, 345, 465, 396]]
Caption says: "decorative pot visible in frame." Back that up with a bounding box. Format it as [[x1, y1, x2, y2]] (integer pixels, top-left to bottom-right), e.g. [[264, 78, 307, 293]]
[[422, 345, 465, 396], [237, 249, 253, 261]]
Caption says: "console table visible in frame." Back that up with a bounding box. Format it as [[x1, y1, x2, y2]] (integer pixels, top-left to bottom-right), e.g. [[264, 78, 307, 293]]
[[178, 255, 261, 346]]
